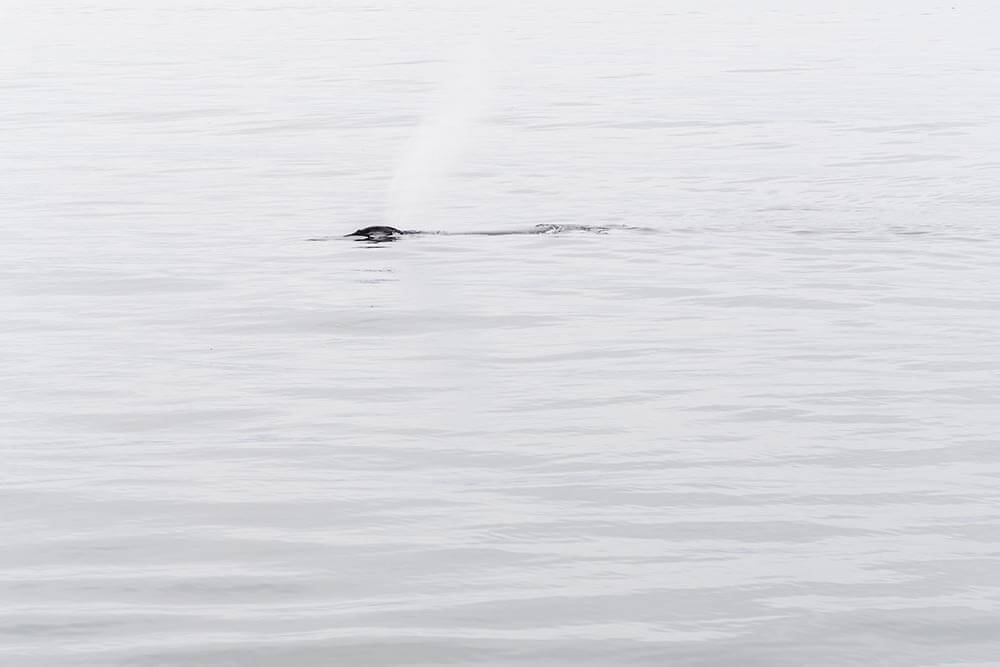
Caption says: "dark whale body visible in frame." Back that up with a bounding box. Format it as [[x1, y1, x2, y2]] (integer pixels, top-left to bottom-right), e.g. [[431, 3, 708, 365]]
[[345, 225, 412, 241], [344, 223, 636, 242]]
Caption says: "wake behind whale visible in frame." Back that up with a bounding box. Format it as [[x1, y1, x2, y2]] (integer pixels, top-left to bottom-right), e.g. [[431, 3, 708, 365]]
[[337, 223, 654, 242]]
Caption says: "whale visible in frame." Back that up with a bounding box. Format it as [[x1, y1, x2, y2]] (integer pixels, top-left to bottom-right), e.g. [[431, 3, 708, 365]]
[[342, 223, 641, 242], [345, 225, 411, 241]]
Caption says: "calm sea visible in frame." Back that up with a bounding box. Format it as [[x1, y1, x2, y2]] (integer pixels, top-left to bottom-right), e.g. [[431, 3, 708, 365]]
[[4, 1, 1000, 665]]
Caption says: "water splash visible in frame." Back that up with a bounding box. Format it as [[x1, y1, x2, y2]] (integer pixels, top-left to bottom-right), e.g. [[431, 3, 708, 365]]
[[387, 41, 491, 230]]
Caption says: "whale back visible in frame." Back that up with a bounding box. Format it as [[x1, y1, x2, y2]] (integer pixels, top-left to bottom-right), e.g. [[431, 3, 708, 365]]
[[345, 226, 406, 241]]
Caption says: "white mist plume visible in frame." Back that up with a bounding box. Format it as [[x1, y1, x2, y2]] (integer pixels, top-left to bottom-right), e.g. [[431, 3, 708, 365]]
[[387, 40, 491, 230]]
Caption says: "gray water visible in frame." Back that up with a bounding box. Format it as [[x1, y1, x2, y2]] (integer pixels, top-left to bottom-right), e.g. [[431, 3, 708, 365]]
[[4, 1, 1000, 665]]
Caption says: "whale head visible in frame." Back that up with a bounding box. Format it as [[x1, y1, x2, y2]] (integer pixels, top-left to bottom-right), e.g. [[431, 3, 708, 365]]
[[345, 226, 406, 242]]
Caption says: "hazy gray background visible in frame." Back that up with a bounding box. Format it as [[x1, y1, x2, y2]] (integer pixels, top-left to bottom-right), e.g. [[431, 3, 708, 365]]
[[4, 1, 1000, 665]]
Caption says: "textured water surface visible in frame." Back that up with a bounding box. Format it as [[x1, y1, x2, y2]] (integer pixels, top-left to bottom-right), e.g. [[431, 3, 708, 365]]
[[4, 1, 1000, 665]]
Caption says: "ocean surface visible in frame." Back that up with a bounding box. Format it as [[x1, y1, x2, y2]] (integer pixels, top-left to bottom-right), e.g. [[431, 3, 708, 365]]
[[4, 1, 1000, 665]]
